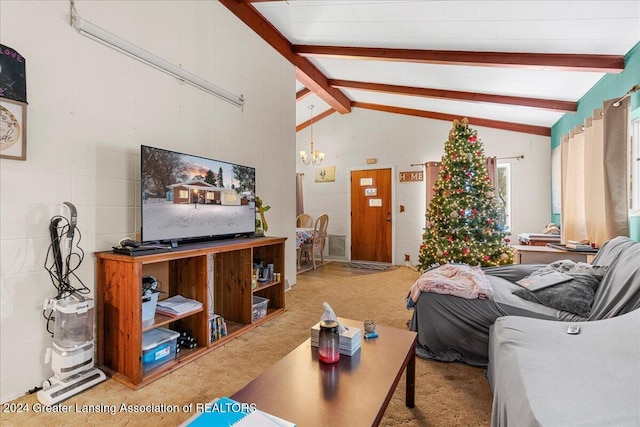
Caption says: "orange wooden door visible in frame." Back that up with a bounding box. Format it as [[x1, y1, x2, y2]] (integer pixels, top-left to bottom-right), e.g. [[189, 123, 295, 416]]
[[350, 168, 392, 263]]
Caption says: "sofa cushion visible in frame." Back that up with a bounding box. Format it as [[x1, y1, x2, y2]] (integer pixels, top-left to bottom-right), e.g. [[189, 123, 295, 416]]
[[512, 273, 601, 318], [512, 261, 608, 318]]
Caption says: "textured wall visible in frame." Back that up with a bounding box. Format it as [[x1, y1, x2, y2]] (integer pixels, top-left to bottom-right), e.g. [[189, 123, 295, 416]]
[[297, 108, 551, 265], [0, 0, 296, 402]]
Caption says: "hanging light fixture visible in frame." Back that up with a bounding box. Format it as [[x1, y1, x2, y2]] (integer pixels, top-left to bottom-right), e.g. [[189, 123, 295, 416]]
[[299, 105, 325, 166]]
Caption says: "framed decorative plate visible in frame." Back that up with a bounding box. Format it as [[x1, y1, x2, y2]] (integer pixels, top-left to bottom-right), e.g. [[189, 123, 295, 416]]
[[0, 97, 27, 160]]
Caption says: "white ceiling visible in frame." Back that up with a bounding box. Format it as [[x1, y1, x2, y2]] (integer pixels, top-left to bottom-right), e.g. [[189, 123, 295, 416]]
[[250, 0, 640, 132]]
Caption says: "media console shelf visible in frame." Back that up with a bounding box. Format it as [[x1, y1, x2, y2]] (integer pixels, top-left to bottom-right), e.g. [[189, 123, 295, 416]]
[[95, 236, 286, 390]]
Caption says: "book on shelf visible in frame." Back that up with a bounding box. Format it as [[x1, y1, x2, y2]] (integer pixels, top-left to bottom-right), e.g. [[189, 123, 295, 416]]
[[209, 314, 227, 343], [182, 397, 296, 427], [155, 295, 202, 317]]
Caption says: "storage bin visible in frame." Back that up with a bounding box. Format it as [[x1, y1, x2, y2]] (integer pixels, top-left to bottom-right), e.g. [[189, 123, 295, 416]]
[[142, 327, 180, 373], [252, 296, 269, 321]]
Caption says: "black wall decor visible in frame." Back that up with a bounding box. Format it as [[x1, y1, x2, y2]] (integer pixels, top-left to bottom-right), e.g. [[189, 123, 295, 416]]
[[0, 44, 27, 103]]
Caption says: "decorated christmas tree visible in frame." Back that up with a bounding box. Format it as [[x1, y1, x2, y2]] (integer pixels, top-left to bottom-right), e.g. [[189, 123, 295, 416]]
[[418, 118, 513, 269]]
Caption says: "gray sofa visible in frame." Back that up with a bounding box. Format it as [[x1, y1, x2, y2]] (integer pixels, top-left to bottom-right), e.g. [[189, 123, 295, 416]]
[[488, 236, 640, 426], [409, 236, 640, 367], [409, 236, 640, 426]]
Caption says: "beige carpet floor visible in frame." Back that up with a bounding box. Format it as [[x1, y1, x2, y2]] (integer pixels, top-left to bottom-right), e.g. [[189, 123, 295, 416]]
[[1, 266, 493, 427]]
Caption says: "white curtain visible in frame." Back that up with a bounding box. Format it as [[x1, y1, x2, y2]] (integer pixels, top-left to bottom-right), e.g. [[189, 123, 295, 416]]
[[584, 112, 607, 242], [562, 125, 587, 241], [561, 98, 629, 246]]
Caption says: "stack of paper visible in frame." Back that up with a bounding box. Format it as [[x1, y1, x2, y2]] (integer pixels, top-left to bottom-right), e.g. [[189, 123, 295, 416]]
[[310, 322, 361, 356], [156, 295, 202, 317], [566, 240, 594, 250]]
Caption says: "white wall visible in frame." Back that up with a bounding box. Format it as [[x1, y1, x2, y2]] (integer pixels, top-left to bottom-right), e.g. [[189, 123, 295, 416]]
[[297, 108, 551, 265], [0, 0, 296, 403]]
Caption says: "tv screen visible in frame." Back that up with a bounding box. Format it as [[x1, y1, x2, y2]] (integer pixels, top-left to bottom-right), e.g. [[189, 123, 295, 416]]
[[141, 145, 256, 244]]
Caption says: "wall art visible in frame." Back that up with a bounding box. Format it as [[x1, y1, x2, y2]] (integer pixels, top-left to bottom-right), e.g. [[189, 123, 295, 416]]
[[0, 98, 27, 160]]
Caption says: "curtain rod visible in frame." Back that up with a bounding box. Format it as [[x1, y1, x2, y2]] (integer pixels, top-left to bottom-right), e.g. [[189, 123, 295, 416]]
[[411, 155, 523, 166], [613, 84, 639, 107]]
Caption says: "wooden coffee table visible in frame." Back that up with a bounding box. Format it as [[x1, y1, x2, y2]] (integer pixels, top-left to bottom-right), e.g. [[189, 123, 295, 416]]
[[231, 318, 417, 426]]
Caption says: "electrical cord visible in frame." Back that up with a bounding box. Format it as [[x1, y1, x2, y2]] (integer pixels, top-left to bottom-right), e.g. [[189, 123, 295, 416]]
[[42, 215, 90, 336]]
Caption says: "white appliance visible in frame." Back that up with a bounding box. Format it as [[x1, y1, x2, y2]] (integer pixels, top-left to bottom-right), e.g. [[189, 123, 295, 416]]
[[37, 202, 105, 405], [37, 295, 106, 405]]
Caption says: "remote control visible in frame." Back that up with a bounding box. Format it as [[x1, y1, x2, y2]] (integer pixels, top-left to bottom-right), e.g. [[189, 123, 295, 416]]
[[566, 325, 580, 335]]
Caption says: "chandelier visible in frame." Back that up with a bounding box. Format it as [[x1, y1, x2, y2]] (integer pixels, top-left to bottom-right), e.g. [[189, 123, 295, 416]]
[[299, 105, 325, 166]]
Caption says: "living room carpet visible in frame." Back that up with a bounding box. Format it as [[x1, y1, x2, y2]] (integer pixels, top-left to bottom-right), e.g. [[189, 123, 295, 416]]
[[1, 266, 493, 427]]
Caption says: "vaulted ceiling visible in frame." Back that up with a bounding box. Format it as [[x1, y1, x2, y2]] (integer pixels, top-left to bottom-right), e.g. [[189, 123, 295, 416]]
[[220, 0, 640, 136]]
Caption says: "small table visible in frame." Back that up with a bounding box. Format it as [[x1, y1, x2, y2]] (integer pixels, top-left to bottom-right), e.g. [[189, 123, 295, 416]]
[[518, 233, 561, 247], [512, 244, 595, 264], [231, 318, 417, 427], [296, 227, 315, 249], [296, 228, 315, 270]]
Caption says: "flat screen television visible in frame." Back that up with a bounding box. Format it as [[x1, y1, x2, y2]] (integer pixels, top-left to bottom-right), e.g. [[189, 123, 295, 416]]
[[141, 145, 256, 245]]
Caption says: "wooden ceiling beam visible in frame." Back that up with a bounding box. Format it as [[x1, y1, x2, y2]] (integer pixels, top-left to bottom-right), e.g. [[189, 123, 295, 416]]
[[296, 108, 337, 132], [295, 45, 625, 73], [330, 79, 576, 112], [218, 0, 351, 113], [294, 60, 351, 114], [352, 102, 551, 137], [296, 87, 311, 100]]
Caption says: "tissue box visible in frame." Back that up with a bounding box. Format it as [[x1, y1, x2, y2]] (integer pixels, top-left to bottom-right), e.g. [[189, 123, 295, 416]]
[[310, 321, 362, 356]]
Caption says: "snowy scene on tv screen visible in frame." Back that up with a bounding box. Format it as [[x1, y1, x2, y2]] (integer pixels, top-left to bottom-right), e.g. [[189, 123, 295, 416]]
[[141, 146, 256, 242]]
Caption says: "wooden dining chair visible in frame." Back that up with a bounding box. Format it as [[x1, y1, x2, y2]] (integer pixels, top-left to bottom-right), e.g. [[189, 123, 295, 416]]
[[296, 214, 314, 269], [300, 214, 329, 269], [296, 214, 313, 228]]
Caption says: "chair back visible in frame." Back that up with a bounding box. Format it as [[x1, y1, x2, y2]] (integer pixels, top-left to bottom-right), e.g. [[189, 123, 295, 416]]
[[314, 214, 329, 242], [296, 214, 313, 228]]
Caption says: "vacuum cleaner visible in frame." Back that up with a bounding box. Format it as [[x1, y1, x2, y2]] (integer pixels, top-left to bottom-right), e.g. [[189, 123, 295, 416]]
[[37, 202, 105, 406]]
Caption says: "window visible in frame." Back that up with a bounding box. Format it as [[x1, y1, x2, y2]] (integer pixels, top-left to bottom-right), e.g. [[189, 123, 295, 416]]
[[223, 192, 239, 204], [497, 163, 511, 232], [631, 118, 640, 214]]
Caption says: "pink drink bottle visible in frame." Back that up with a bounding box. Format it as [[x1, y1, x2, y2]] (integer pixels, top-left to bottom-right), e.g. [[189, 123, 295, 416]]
[[318, 320, 340, 363]]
